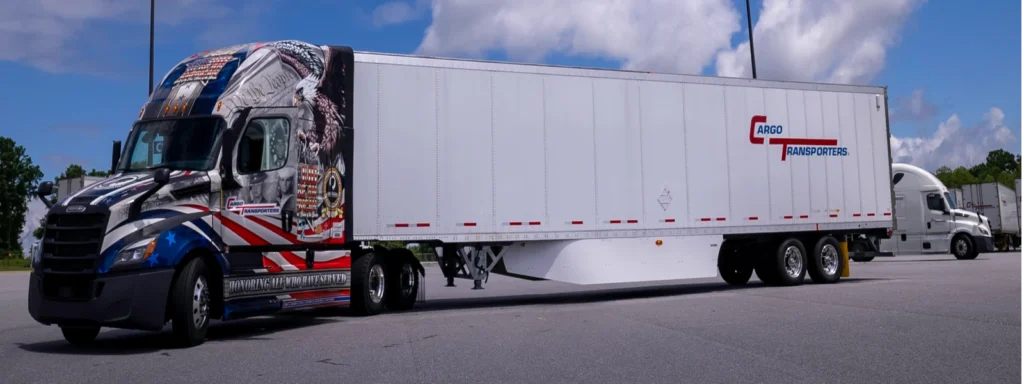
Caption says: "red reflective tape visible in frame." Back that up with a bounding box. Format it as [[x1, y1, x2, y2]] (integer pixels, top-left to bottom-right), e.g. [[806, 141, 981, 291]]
[[417, 223, 430, 227], [461, 222, 477, 227], [800, 215, 809, 219], [528, 221, 541, 226], [748, 217, 758, 220], [716, 217, 726, 221], [829, 214, 838, 218], [571, 220, 584, 225], [853, 213, 862, 217], [509, 221, 522, 226], [663, 218, 676, 223], [609, 220, 622, 224], [784, 216, 794, 219], [883, 212, 892, 216], [699, 218, 710, 222], [627, 219, 638, 223], [867, 213, 876, 217], [394, 223, 409, 228]]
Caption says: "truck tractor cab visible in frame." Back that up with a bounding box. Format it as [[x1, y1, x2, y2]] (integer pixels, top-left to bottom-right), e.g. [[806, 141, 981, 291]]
[[877, 163, 994, 260]]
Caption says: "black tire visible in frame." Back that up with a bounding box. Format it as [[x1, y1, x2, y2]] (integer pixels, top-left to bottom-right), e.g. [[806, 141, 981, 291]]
[[952, 234, 977, 260], [766, 238, 807, 286], [807, 236, 843, 284], [169, 257, 212, 347], [754, 246, 779, 285], [717, 241, 753, 285], [849, 242, 874, 262], [350, 251, 387, 316], [385, 248, 421, 311], [60, 325, 100, 345]]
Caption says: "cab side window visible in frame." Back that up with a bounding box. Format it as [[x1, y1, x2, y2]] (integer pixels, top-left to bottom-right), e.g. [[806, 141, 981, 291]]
[[237, 118, 290, 174], [926, 193, 945, 212]]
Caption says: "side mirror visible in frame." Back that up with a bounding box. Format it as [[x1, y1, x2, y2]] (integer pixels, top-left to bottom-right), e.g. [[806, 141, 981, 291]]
[[110, 140, 122, 175], [37, 182, 54, 209], [153, 168, 171, 184]]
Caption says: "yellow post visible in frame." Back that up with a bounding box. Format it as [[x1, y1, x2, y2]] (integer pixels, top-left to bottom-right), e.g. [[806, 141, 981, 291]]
[[839, 240, 850, 277]]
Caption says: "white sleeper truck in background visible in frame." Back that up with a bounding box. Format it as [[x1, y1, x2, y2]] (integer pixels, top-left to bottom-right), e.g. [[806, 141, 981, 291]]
[[352, 51, 896, 288]]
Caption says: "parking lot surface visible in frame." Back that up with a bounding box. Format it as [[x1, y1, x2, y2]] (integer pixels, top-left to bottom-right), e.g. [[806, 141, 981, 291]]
[[1, 252, 1020, 384]]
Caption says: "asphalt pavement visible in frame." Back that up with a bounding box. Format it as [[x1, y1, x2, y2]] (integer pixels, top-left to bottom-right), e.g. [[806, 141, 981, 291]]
[[1, 252, 1020, 384]]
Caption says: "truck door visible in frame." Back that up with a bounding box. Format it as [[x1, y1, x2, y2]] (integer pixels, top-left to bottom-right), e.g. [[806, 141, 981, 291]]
[[219, 106, 305, 272], [924, 192, 952, 253]]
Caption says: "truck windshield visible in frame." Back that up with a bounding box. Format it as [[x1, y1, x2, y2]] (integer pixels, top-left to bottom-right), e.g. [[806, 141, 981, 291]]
[[944, 191, 957, 210], [117, 118, 225, 173]]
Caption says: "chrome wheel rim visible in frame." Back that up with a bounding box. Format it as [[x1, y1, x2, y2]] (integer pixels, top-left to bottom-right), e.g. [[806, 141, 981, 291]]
[[820, 244, 839, 275], [192, 276, 209, 328], [369, 264, 385, 303], [400, 264, 415, 296], [955, 239, 968, 255], [784, 246, 803, 278]]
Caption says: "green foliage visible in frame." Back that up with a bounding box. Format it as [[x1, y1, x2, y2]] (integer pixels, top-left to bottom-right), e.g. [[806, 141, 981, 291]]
[[0, 257, 31, 270], [934, 149, 1021, 189], [0, 136, 43, 255]]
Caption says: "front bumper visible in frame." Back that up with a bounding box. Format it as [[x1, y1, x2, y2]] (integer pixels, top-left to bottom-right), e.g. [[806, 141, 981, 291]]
[[27, 268, 175, 331], [973, 235, 996, 253]]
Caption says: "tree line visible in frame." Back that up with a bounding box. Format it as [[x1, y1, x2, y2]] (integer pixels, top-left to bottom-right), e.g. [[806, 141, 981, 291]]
[[933, 149, 1021, 190], [0, 136, 108, 259]]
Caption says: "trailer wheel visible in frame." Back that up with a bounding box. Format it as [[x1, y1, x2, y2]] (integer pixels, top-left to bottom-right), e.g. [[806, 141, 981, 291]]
[[385, 248, 421, 311], [754, 247, 779, 285], [60, 325, 100, 345], [169, 257, 211, 347], [952, 234, 978, 260], [807, 236, 843, 284], [717, 241, 753, 285], [350, 251, 387, 316], [766, 238, 807, 286]]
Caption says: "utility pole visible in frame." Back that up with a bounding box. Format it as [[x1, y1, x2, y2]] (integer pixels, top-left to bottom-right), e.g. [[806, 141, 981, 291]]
[[149, 0, 155, 95], [745, 0, 757, 79]]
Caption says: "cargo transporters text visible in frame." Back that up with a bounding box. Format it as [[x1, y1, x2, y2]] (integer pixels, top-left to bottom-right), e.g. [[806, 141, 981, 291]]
[[28, 40, 896, 347]]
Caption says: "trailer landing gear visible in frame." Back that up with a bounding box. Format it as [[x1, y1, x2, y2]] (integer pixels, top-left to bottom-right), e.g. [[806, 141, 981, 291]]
[[438, 245, 507, 290]]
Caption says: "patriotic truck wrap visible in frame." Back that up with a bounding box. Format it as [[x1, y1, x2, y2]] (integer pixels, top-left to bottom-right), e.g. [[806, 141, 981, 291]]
[[28, 40, 896, 347]]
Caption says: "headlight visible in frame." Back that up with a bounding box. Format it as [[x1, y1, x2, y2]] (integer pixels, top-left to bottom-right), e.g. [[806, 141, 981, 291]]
[[978, 226, 990, 236], [31, 242, 42, 267], [113, 237, 158, 267]]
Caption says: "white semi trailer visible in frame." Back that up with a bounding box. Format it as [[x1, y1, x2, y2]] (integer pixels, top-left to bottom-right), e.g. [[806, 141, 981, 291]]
[[960, 181, 1020, 250], [30, 41, 896, 346]]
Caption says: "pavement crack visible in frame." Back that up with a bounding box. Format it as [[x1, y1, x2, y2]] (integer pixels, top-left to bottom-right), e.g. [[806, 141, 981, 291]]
[[317, 358, 348, 367]]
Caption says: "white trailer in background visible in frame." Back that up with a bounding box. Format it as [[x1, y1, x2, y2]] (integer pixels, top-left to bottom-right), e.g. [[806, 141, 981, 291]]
[[55, 176, 106, 202], [953, 188, 964, 210], [1015, 180, 1024, 247], [960, 182, 1020, 250]]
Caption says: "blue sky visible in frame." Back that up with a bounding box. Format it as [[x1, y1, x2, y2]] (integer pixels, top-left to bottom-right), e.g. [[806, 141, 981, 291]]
[[0, 0, 1020, 182]]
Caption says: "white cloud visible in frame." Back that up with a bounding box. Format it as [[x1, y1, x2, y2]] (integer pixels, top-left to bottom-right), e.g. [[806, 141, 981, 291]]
[[372, 0, 431, 27], [889, 89, 940, 122], [716, 0, 923, 84], [0, 0, 253, 74], [890, 107, 1019, 172], [414, 0, 741, 74]]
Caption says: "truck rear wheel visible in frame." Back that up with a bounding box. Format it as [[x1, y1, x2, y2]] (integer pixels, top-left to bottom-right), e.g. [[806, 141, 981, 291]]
[[350, 251, 386, 316], [717, 241, 753, 285], [952, 234, 978, 260], [169, 257, 211, 347], [807, 236, 843, 284], [60, 325, 100, 345], [385, 248, 420, 311], [759, 238, 807, 286]]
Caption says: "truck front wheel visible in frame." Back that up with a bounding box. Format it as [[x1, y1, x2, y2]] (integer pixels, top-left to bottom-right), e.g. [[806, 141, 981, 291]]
[[60, 325, 100, 345], [952, 234, 978, 260], [350, 251, 386, 316], [169, 257, 211, 347]]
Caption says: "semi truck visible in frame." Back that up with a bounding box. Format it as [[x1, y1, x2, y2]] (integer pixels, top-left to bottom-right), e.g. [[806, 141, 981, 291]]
[[28, 40, 896, 347], [874, 163, 994, 260], [959, 181, 1020, 250]]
